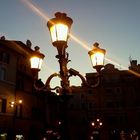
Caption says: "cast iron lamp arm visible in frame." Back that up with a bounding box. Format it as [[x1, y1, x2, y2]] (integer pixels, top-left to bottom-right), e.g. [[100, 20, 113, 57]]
[[68, 68, 102, 88], [45, 73, 61, 91], [90, 72, 101, 88], [33, 69, 101, 92], [33, 73, 60, 91], [68, 68, 89, 87]]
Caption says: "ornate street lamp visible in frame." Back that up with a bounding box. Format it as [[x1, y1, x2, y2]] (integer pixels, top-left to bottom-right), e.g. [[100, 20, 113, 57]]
[[30, 12, 106, 94], [47, 12, 73, 48], [30, 46, 45, 80], [90, 118, 103, 140], [30, 46, 45, 72], [88, 42, 106, 73], [91, 118, 103, 129], [30, 12, 106, 140]]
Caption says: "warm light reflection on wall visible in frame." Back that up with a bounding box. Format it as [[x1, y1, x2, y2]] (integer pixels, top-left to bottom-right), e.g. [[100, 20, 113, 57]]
[[10, 101, 15, 108], [9, 99, 23, 108], [18, 99, 23, 104]]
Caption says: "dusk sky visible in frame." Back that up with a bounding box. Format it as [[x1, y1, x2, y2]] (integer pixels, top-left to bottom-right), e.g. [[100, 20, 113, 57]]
[[1, 0, 140, 86]]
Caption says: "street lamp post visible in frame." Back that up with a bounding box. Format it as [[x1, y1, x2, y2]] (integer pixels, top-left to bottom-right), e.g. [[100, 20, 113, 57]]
[[47, 12, 73, 94], [90, 118, 103, 140], [30, 12, 106, 140], [88, 42, 106, 73], [30, 12, 106, 94], [9, 99, 23, 139]]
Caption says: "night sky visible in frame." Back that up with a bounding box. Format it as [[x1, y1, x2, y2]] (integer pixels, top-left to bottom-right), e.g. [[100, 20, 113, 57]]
[[1, 0, 140, 86]]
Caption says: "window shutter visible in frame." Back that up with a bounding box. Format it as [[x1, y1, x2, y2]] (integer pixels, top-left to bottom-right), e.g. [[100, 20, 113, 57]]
[[2, 99, 7, 113]]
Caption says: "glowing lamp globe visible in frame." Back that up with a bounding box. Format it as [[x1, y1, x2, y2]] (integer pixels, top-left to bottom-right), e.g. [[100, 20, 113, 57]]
[[88, 42, 106, 72], [30, 46, 45, 71], [47, 12, 73, 48]]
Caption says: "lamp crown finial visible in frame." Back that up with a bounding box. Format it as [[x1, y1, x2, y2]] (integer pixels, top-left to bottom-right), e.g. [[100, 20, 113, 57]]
[[93, 42, 99, 48], [55, 12, 67, 19]]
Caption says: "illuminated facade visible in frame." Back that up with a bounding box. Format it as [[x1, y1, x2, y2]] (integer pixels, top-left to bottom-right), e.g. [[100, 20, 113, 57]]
[[0, 38, 45, 140]]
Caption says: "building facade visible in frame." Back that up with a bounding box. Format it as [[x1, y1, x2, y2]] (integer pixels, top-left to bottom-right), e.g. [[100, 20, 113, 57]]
[[1, 37, 140, 140], [0, 37, 46, 140], [85, 63, 140, 139], [41, 62, 140, 140]]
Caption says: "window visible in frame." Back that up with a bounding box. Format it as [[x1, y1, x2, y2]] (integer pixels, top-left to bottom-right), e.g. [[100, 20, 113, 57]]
[[19, 64, 26, 71], [81, 94, 85, 99], [88, 90, 93, 94], [31, 107, 42, 121], [81, 103, 86, 109], [105, 88, 114, 95], [87, 102, 96, 110], [106, 101, 114, 108], [115, 87, 122, 94], [69, 103, 74, 110], [107, 116, 117, 125], [0, 52, 10, 64], [16, 79, 24, 90], [88, 102, 93, 109], [0, 133, 7, 140], [16, 104, 23, 118], [0, 67, 6, 80], [0, 99, 6, 113]]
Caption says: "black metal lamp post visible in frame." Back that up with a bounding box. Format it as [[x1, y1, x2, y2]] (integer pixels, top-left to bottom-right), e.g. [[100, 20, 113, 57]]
[[47, 12, 73, 94], [30, 12, 106, 140], [30, 12, 106, 94]]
